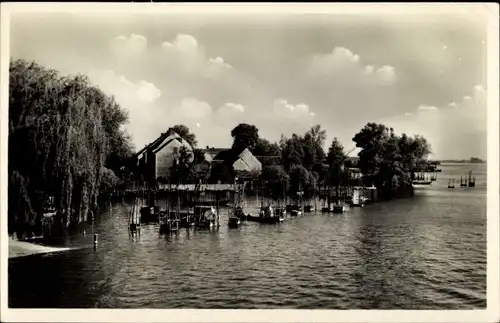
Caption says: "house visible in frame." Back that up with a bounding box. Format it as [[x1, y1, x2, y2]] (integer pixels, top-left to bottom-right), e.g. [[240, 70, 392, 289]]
[[135, 128, 194, 181], [212, 148, 263, 178]]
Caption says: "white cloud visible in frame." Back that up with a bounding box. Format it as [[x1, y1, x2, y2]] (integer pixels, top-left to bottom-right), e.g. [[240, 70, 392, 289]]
[[161, 34, 233, 79], [89, 70, 161, 104], [306, 46, 397, 86], [162, 34, 199, 54], [418, 105, 438, 111], [375, 65, 397, 84], [204, 56, 233, 78], [273, 99, 315, 119], [309, 47, 360, 75], [87, 69, 162, 149], [110, 34, 147, 59], [216, 102, 245, 115]]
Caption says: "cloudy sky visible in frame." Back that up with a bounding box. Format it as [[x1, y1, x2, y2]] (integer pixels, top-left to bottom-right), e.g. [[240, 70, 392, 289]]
[[10, 12, 488, 159]]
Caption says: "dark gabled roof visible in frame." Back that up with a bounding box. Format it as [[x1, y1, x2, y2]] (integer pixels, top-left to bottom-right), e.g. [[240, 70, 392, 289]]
[[202, 147, 229, 162], [212, 149, 239, 164], [135, 128, 182, 157], [152, 135, 184, 154], [201, 147, 227, 154]]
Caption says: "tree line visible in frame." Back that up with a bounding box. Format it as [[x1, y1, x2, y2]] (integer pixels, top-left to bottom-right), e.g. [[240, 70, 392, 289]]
[[8, 59, 431, 238]]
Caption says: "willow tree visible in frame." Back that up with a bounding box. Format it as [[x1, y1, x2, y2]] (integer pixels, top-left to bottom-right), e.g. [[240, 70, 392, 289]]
[[9, 59, 130, 238]]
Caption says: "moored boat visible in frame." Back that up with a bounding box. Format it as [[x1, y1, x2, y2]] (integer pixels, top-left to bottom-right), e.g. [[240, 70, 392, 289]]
[[228, 214, 241, 228], [194, 205, 217, 229], [247, 205, 282, 224], [332, 202, 346, 214], [159, 210, 180, 234], [448, 178, 455, 189], [350, 189, 364, 207]]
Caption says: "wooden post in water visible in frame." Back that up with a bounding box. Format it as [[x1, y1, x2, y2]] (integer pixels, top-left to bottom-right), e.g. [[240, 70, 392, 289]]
[[215, 188, 220, 227]]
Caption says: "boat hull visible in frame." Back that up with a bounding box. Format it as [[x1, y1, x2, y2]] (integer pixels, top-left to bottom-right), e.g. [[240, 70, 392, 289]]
[[140, 206, 160, 223], [246, 214, 282, 224], [228, 217, 241, 228]]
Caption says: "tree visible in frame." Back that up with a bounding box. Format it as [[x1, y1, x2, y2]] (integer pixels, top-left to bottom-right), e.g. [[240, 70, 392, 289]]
[[352, 123, 390, 186], [281, 134, 305, 171], [288, 164, 315, 198], [252, 138, 281, 166], [325, 138, 348, 200], [231, 123, 259, 154], [352, 122, 431, 199], [208, 162, 233, 184], [172, 124, 198, 148], [170, 146, 195, 184], [8, 59, 131, 237], [192, 148, 206, 164], [304, 124, 327, 168], [261, 165, 289, 199]]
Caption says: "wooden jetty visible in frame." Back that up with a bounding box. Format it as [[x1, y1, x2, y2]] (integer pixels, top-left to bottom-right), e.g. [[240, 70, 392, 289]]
[[287, 191, 304, 217], [122, 183, 242, 206]]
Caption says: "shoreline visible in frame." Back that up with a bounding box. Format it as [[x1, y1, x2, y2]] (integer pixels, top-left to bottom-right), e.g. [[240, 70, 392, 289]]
[[8, 239, 72, 259]]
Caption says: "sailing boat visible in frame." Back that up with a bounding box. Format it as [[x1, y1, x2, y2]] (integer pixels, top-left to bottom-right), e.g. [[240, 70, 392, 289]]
[[289, 176, 304, 216], [468, 171, 476, 187], [448, 178, 455, 189], [274, 181, 287, 220], [321, 181, 331, 212], [228, 181, 242, 228], [413, 172, 432, 185], [350, 188, 364, 207], [247, 182, 281, 224], [128, 197, 141, 233]]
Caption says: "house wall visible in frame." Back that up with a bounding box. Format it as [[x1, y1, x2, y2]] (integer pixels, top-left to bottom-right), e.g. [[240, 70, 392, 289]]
[[155, 136, 193, 179], [232, 148, 263, 173]]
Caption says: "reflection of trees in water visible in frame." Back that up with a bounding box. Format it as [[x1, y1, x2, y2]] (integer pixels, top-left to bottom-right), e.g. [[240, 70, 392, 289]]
[[350, 222, 388, 309], [9, 248, 112, 308], [350, 210, 423, 309]]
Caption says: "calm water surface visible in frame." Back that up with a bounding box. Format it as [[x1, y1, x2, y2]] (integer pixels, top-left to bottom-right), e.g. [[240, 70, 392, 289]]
[[9, 163, 487, 309]]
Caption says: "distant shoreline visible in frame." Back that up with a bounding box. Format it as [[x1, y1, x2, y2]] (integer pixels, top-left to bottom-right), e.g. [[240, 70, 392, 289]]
[[440, 160, 486, 164]]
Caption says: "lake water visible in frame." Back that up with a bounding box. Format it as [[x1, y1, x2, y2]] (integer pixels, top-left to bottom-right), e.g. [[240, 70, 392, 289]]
[[9, 163, 487, 309]]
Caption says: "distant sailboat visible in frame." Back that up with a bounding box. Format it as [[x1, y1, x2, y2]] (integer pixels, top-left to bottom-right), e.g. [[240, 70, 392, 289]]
[[468, 171, 476, 187], [448, 178, 455, 189]]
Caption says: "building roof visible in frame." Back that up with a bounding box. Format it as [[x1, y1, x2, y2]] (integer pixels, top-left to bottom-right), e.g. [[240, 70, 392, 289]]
[[201, 147, 229, 163], [213, 149, 238, 164], [135, 128, 188, 158]]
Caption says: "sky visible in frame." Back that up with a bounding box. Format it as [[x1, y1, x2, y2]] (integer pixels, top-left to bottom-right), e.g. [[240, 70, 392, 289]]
[[10, 12, 488, 159]]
